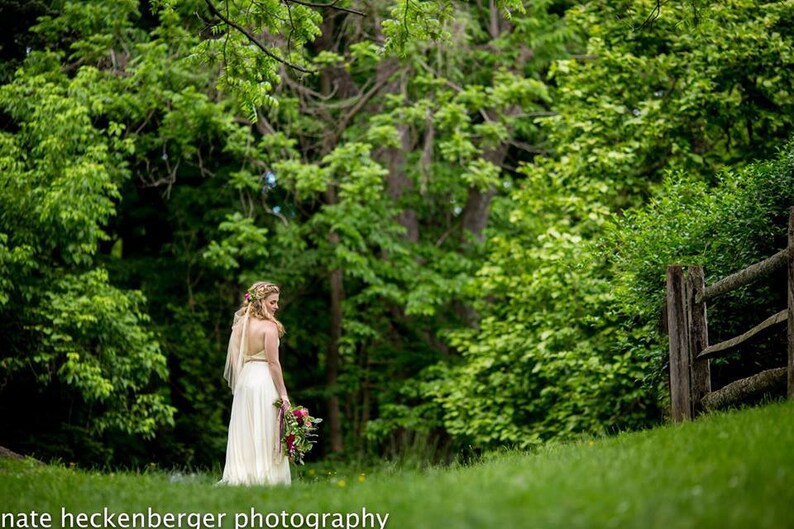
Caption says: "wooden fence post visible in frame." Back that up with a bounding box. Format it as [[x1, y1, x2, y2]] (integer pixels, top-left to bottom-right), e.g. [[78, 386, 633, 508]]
[[788, 207, 794, 399], [667, 265, 692, 421], [687, 266, 711, 416]]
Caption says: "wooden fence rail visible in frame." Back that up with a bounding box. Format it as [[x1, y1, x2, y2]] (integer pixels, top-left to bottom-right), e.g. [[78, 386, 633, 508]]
[[666, 207, 794, 422]]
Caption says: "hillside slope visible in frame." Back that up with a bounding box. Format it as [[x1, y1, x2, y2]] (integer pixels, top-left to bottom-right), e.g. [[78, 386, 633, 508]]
[[2, 401, 793, 529]]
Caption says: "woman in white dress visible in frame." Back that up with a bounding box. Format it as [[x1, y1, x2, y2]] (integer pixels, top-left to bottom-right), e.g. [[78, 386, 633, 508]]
[[219, 281, 291, 486]]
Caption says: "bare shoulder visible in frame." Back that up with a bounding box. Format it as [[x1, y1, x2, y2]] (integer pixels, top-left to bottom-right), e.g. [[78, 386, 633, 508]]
[[248, 318, 277, 334], [259, 319, 279, 337]]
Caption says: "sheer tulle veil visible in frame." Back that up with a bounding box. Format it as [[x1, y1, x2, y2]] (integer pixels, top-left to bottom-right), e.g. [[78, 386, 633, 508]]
[[223, 306, 250, 393]]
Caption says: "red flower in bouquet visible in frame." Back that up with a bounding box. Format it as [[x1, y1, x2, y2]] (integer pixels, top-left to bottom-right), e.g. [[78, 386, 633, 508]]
[[274, 399, 322, 464]]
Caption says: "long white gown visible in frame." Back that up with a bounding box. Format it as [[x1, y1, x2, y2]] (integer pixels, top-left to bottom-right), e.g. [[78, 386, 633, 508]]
[[219, 310, 291, 486]]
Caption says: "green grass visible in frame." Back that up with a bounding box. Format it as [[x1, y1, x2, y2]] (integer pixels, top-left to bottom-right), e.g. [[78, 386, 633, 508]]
[[2, 401, 793, 529]]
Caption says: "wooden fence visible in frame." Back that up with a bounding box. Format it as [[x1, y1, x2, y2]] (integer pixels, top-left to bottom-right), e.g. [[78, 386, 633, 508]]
[[666, 207, 794, 422]]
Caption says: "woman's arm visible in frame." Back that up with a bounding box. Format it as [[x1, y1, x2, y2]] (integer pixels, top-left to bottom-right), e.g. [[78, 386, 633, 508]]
[[263, 322, 290, 408]]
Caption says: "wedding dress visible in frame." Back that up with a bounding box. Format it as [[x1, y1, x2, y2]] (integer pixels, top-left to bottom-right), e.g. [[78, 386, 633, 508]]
[[219, 308, 291, 486]]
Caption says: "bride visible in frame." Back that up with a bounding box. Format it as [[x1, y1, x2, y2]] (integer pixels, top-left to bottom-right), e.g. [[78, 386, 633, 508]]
[[219, 281, 291, 486]]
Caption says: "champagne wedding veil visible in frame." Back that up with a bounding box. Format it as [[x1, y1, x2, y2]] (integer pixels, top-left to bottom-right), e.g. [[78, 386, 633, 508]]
[[223, 306, 250, 393]]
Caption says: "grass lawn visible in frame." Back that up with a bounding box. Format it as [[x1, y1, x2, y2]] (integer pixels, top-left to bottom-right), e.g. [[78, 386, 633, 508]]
[[2, 401, 793, 529]]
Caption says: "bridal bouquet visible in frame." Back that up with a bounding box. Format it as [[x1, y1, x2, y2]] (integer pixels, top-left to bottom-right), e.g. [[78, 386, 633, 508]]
[[274, 399, 322, 464]]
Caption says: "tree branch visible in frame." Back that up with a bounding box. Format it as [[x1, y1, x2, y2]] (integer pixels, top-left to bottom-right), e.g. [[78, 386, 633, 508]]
[[636, 0, 662, 31], [204, 0, 315, 74], [332, 62, 402, 141], [284, 0, 365, 17]]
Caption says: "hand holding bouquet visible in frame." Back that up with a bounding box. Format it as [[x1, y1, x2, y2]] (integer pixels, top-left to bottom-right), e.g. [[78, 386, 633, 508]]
[[274, 399, 322, 464]]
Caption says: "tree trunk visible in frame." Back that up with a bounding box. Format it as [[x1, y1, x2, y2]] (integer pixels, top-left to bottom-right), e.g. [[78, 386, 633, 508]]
[[325, 254, 345, 453], [460, 186, 498, 242], [458, 0, 521, 242], [385, 120, 419, 242], [315, 14, 349, 453], [357, 343, 371, 454], [455, 144, 509, 326], [460, 144, 509, 241], [372, 59, 419, 242], [315, 14, 357, 100]]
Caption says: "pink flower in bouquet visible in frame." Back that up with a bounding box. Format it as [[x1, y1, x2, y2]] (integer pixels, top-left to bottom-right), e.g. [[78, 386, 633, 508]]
[[293, 408, 309, 425]]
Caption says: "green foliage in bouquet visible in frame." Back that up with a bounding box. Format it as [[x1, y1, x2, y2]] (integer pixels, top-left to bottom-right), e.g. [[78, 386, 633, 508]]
[[274, 400, 322, 464]]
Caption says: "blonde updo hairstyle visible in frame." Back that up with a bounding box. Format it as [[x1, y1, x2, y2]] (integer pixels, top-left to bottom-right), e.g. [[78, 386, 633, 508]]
[[243, 281, 285, 337]]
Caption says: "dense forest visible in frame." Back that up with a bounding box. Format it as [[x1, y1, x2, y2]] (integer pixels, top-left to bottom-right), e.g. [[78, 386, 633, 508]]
[[1, 0, 792, 469]]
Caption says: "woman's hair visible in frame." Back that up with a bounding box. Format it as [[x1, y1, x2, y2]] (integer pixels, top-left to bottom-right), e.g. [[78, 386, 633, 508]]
[[242, 281, 285, 336]]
